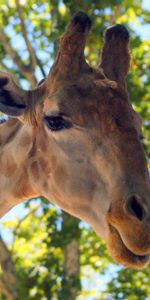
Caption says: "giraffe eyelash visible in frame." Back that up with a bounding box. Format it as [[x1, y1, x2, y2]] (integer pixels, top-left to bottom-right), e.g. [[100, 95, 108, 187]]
[[44, 115, 72, 131]]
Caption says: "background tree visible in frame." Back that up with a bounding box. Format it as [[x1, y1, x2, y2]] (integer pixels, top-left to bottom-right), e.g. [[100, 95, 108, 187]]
[[0, 0, 150, 299]]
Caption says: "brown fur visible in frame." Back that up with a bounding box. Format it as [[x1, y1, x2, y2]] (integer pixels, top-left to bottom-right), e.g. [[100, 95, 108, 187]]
[[0, 13, 150, 269]]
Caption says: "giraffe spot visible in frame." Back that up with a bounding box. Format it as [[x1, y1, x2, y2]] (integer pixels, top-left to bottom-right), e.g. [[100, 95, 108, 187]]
[[30, 160, 40, 181], [39, 156, 51, 174], [42, 181, 49, 192], [2, 158, 17, 177], [20, 134, 32, 147], [14, 175, 37, 199], [38, 137, 48, 152]]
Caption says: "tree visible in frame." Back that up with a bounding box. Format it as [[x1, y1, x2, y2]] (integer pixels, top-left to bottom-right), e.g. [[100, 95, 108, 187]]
[[0, 236, 18, 300], [0, 0, 150, 299]]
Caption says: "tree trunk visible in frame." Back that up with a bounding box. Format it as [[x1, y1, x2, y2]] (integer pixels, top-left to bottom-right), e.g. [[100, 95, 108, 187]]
[[0, 236, 18, 300], [60, 212, 81, 300]]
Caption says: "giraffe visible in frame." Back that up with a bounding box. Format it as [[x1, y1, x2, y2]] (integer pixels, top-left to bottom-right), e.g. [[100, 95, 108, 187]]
[[0, 12, 150, 269]]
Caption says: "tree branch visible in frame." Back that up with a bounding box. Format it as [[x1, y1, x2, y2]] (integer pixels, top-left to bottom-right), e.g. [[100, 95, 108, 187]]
[[0, 28, 27, 72], [109, 5, 122, 25], [0, 29, 37, 87], [15, 0, 36, 71], [0, 61, 15, 77], [15, 0, 47, 80], [35, 54, 47, 78]]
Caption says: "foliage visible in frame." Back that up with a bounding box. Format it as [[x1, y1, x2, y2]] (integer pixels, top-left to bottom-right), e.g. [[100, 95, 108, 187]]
[[1, 201, 109, 299], [105, 267, 150, 300], [0, 0, 150, 299]]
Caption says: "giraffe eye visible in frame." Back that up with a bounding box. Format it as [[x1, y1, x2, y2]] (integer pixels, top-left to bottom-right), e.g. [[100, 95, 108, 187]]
[[44, 115, 72, 131]]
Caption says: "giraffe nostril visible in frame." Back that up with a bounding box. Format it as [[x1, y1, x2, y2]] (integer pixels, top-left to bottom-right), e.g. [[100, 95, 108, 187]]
[[126, 195, 145, 221]]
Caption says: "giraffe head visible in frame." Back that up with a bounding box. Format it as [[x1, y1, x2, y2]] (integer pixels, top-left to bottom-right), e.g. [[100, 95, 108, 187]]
[[0, 12, 150, 269]]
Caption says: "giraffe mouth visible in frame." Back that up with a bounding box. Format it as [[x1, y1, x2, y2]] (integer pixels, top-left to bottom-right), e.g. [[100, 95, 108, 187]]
[[107, 225, 150, 269]]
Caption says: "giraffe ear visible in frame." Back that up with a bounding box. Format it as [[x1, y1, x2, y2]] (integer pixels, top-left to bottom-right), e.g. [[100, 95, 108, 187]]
[[0, 75, 27, 116]]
